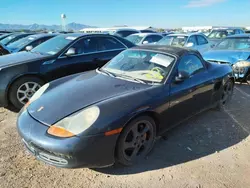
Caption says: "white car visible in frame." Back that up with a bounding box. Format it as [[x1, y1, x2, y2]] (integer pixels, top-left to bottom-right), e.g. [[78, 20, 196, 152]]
[[126, 33, 163, 45], [157, 33, 211, 54]]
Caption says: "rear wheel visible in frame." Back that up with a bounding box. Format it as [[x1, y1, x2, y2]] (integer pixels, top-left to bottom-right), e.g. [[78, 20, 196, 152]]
[[9, 76, 44, 109], [246, 74, 250, 84], [217, 79, 233, 109], [116, 116, 156, 166]]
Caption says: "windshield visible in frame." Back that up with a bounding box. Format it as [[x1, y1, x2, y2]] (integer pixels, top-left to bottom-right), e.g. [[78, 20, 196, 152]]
[[101, 49, 175, 84], [0, 33, 11, 40], [7, 36, 35, 49], [0, 34, 17, 45], [126, 35, 144, 44], [31, 35, 75, 55], [214, 38, 250, 50], [157, 36, 187, 47], [208, 30, 235, 39]]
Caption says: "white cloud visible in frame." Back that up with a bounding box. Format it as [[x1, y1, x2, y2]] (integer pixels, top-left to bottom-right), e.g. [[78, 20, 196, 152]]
[[185, 0, 226, 7]]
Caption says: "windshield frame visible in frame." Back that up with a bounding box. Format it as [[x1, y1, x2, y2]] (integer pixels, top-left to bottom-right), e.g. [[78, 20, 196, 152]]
[[31, 34, 78, 56], [0, 34, 19, 45], [214, 37, 250, 51], [207, 29, 235, 39], [6, 35, 35, 49], [100, 48, 177, 85], [126, 35, 145, 45], [157, 35, 188, 47], [0, 33, 12, 40]]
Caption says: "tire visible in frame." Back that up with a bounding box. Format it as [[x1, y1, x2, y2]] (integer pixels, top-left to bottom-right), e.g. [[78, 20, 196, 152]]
[[246, 74, 250, 85], [9, 76, 44, 110], [216, 79, 234, 110], [116, 116, 156, 166]]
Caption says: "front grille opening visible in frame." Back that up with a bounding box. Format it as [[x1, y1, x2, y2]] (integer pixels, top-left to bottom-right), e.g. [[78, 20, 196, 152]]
[[207, 60, 229, 64], [39, 152, 68, 165]]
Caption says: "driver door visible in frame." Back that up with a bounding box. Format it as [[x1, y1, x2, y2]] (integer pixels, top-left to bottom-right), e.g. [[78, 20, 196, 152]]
[[185, 35, 197, 50], [42, 37, 100, 81], [166, 54, 212, 126]]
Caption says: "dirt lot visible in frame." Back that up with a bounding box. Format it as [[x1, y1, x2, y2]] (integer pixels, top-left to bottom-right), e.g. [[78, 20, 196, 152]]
[[1, 83, 250, 188]]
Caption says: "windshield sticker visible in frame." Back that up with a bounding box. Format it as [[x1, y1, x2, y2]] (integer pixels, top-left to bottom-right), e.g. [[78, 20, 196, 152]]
[[177, 36, 185, 39], [65, 36, 77, 40], [150, 54, 174, 67]]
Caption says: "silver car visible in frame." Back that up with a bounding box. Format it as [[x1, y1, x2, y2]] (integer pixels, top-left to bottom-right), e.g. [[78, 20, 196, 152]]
[[126, 33, 163, 45], [157, 33, 211, 54]]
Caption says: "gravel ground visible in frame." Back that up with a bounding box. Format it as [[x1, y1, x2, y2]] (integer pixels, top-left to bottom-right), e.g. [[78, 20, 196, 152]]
[[0, 83, 250, 188]]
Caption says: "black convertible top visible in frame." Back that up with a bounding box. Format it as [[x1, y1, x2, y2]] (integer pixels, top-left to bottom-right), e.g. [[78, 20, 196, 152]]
[[132, 45, 198, 57]]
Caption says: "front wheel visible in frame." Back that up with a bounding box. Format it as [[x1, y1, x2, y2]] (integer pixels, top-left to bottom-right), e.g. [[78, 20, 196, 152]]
[[9, 76, 44, 110], [116, 116, 156, 166]]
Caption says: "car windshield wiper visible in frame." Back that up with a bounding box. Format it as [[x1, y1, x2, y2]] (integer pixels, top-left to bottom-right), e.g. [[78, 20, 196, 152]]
[[99, 69, 117, 78], [116, 74, 146, 84]]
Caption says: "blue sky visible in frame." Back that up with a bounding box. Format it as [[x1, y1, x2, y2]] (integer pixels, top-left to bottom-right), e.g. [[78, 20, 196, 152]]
[[0, 0, 249, 28]]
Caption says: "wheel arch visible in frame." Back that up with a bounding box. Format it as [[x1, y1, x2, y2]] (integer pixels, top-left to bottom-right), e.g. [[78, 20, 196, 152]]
[[126, 111, 160, 134], [6, 73, 47, 103], [114, 110, 160, 164]]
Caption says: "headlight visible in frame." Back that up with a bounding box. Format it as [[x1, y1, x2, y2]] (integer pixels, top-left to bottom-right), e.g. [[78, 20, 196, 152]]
[[233, 61, 250, 67], [47, 106, 100, 138], [24, 83, 50, 109], [233, 61, 250, 74]]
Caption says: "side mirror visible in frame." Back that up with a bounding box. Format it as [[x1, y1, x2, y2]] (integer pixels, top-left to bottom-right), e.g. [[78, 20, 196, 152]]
[[25, 45, 33, 51], [186, 42, 194, 47], [65, 48, 76, 56], [142, 41, 149, 44], [175, 71, 190, 83]]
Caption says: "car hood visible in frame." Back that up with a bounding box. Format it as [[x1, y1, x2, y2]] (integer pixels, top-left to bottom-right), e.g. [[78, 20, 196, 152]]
[[27, 71, 152, 126], [203, 50, 250, 65], [0, 51, 51, 68]]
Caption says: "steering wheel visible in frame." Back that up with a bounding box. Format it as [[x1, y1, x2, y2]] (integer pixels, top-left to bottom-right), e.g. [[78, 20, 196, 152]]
[[143, 67, 166, 80], [151, 67, 166, 76]]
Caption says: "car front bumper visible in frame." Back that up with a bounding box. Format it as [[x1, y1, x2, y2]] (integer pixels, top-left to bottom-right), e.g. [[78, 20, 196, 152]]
[[17, 109, 119, 168], [234, 73, 246, 79]]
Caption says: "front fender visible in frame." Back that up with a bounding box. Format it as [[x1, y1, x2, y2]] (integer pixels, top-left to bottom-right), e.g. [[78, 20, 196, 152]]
[[82, 85, 164, 136]]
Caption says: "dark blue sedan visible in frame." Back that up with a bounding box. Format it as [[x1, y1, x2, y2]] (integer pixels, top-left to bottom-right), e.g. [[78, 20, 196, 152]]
[[17, 45, 234, 168]]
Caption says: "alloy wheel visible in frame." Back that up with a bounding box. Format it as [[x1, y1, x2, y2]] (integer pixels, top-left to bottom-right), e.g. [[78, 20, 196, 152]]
[[122, 120, 154, 161], [16, 82, 41, 104], [220, 81, 233, 105]]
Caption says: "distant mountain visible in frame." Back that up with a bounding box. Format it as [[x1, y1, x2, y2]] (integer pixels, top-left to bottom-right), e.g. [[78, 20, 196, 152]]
[[0, 22, 96, 31]]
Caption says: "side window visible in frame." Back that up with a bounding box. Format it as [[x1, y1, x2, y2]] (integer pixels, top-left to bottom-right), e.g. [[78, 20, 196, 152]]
[[178, 54, 205, 76], [97, 37, 125, 51], [144, 35, 163, 43], [70, 37, 98, 55], [187, 36, 197, 45], [235, 30, 240, 34], [30, 38, 49, 48], [197, 35, 208, 45], [144, 36, 153, 43], [146, 35, 163, 43]]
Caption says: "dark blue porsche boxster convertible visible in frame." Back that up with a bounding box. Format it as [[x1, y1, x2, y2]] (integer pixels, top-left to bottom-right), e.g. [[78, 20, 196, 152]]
[[17, 45, 234, 168]]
